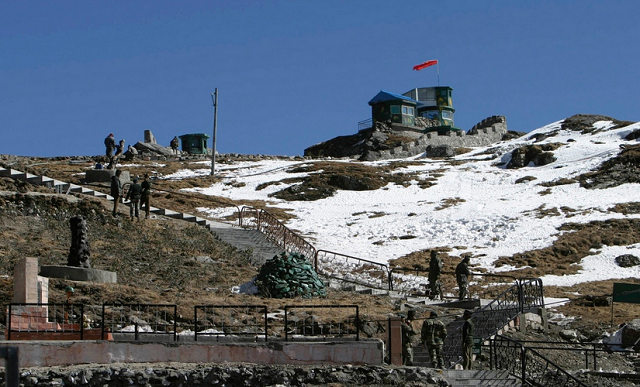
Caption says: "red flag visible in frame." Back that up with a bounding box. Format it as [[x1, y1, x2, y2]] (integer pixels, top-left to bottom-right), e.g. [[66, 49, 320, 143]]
[[413, 60, 438, 71]]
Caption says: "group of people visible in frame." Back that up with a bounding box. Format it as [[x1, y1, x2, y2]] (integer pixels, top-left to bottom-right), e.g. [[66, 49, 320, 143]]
[[110, 170, 152, 220], [428, 250, 472, 301], [401, 308, 475, 370]]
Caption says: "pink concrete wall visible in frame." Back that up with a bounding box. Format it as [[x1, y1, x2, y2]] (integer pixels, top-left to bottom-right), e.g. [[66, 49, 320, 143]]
[[2, 340, 384, 367]]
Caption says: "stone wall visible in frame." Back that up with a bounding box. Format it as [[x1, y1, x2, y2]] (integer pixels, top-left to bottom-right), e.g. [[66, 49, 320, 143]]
[[362, 116, 508, 161], [6, 339, 384, 367], [3, 363, 449, 387]]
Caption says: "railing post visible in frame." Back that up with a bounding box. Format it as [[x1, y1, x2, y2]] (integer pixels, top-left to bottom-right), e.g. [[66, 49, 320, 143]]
[[173, 305, 177, 341], [0, 346, 19, 387], [6, 304, 11, 340], [80, 304, 84, 340], [194, 306, 198, 342], [284, 306, 289, 342], [101, 303, 106, 340], [489, 337, 494, 370], [263, 306, 268, 342], [520, 346, 526, 383], [355, 305, 360, 341]]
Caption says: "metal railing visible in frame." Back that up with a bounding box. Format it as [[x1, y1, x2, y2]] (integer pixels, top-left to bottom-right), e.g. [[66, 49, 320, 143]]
[[442, 278, 545, 367], [101, 303, 178, 341], [239, 206, 316, 261], [358, 118, 373, 132], [6, 303, 85, 340], [284, 305, 360, 342], [490, 335, 586, 386], [194, 305, 268, 342], [315, 250, 390, 290], [389, 268, 519, 300]]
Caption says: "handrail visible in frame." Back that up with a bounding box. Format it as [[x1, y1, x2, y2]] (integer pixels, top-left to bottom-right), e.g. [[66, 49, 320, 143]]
[[314, 250, 390, 290], [490, 335, 587, 386], [358, 118, 373, 132], [239, 206, 316, 261], [284, 304, 359, 342], [442, 278, 545, 367]]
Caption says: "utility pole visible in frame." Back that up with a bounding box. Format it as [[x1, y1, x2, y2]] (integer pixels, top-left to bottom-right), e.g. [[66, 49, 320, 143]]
[[210, 89, 218, 176]]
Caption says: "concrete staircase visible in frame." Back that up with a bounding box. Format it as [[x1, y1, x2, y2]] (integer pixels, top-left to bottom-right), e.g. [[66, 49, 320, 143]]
[[0, 166, 283, 264]]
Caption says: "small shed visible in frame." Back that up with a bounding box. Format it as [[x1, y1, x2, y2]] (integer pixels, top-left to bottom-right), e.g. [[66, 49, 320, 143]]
[[368, 91, 418, 127], [178, 133, 210, 155]]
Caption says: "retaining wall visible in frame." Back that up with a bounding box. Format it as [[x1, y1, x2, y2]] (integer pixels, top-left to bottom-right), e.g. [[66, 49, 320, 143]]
[[1, 339, 384, 367], [363, 118, 508, 161]]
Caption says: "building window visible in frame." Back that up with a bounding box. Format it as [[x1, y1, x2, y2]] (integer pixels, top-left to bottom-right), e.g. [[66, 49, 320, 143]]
[[390, 105, 400, 114], [402, 106, 414, 116]]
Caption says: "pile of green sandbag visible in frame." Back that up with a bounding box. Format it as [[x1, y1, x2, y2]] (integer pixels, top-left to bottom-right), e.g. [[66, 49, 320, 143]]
[[255, 252, 327, 299]]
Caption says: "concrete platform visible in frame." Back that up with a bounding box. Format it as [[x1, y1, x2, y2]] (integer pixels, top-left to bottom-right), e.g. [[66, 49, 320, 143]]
[[39, 266, 117, 283]]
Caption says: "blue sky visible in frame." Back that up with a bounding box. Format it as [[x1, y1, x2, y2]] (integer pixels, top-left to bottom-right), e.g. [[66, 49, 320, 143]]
[[2, 0, 639, 157]]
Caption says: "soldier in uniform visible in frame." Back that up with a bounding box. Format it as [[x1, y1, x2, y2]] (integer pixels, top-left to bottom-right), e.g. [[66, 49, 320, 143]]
[[126, 177, 142, 220], [110, 170, 122, 217], [401, 310, 418, 366], [140, 173, 152, 219], [428, 250, 443, 300], [456, 256, 472, 300], [462, 309, 475, 370], [421, 311, 447, 368]]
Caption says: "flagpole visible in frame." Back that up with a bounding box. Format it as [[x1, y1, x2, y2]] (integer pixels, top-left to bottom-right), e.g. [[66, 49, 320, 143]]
[[437, 62, 440, 86]]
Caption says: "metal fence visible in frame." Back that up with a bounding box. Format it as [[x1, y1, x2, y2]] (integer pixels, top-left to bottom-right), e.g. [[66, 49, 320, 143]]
[[101, 303, 177, 341], [284, 305, 360, 342], [194, 305, 268, 342], [239, 206, 316, 260], [389, 268, 519, 300], [315, 250, 390, 290], [6, 303, 85, 340], [490, 335, 586, 387], [442, 278, 545, 367]]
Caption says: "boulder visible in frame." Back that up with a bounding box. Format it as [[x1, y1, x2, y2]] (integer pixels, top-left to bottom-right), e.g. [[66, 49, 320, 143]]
[[426, 144, 455, 158], [133, 141, 174, 157], [615, 254, 640, 268], [621, 319, 640, 348], [144, 130, 157, 144]]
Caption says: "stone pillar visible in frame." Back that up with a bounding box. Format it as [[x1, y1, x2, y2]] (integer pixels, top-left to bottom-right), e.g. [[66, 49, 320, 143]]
[[12, 257, 48, 304], [144, 130, 157, 144], [387, 317, 403, 366]]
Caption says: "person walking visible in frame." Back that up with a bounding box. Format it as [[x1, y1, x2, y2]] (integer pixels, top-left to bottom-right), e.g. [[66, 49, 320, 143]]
[[421, 311, 447, 368], [140, 173, 152, 219], [126, 177, 142, 220], [428, 250, 443, 300], [462, 309, 475, 370], [401, 310, 418, 366], [110, 170, 122, 217], [104, 133, 116, 167], [456, 256, 472, 300]]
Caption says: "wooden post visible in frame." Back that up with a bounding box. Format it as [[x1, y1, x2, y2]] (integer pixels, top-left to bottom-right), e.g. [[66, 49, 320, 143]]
[[388, 317, 403, 365]]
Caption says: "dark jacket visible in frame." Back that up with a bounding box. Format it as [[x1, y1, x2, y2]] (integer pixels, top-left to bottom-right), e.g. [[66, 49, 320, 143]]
[[141, 180, 151, 198], [456, 261, 471, 285], [126, 183, 142, 200], [110, 175, 121, 197]]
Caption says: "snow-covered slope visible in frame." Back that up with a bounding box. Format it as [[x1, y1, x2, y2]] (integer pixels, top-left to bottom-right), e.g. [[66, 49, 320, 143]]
[[169, 118, 640, 287]]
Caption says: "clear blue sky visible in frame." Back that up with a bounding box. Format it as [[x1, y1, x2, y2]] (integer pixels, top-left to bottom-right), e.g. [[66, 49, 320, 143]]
[[2, 0, 639, 157]]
